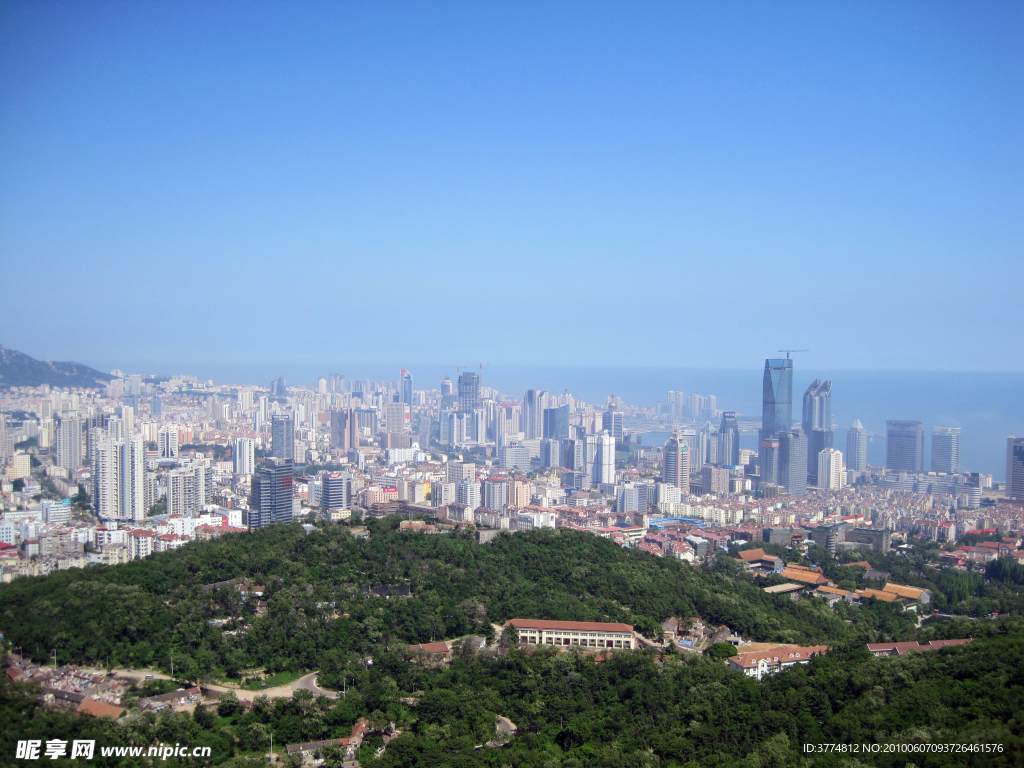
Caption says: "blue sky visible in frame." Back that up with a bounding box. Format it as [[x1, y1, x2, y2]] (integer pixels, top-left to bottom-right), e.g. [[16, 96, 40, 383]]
[[1, 1, 1021, 375]]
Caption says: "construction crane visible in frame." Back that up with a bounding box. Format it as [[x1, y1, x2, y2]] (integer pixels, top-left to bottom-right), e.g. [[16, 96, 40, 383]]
[[777, 349, 809, 359], [474, 362, 489, 377]]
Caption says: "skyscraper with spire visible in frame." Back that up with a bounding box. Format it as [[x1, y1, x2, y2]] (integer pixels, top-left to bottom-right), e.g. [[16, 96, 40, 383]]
[[760, 357, 793, 485]]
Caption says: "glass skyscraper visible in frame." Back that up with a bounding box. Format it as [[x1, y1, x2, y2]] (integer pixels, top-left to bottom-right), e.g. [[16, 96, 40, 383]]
[[761, 358, 793, 440], [400, 369, 414, 405]]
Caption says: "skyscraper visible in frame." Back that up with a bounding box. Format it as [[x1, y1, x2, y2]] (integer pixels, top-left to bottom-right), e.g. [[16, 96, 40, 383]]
[[807, 429, 834, 486], [251, 457, 294, 529], [1007, 437, 1024, 502], [931, 427, 961, 474], [594, 432, 615, 486], [543, 404, 571, 440], [523, 390, 548, 439], [717, 412, 740, 466], [55, 416, 82, 470], [458, 372, 480, 412], [330, 409, 358, 451], [886, 420, 924, 473], [802, 379, 833, 485], [817, 448, 844, 490], [271, 415, 294, 460], [158, 426, 178, 459], [761, 358, 794, 440], [602, 403, 623, 441], [846, 419, 868, 472], [778, 429, 807, 496], [400, 369, 414, 405], [663, 431, 690, 494], [234, 437, 256, 475], [802, 379, 832, 432]]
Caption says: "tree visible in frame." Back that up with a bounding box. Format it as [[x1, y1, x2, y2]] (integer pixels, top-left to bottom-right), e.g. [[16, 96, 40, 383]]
[[499, 624, 520, 648], [193, 702, 215, 729], [704, 642, 737, 660], [217, 690, 242, 718]]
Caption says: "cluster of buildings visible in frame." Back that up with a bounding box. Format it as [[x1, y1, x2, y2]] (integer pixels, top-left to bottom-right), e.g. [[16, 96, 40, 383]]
[[5, 660, 128, 719], [0, 358, 1021, 581]]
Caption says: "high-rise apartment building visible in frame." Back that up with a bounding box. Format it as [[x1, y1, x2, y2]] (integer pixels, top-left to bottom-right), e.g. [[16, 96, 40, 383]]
[[167, 462, 209, 517], [271, 415, 295, 460], [817, 448, 844, 490], [251, 457, 294, 529], [401, 369, 414, 405], [807, 429, 834, 486], [234, 437, 256, 475], [483, 479, 508, 511], [158, 426, 178, 459], [847, 419, 868, 472], [759, 439, 780, 486], [1006, 437, 1024, 503], [593, 432, 615, 486], [931, 427, 961, 474], [663, 432, 690, 494], [886, 420, 924, 473], [778, 429, 807, 496], [717, 412, 740, 466], [458, 372, 480, 412], [56, 416, 83, 470], [456, 480, 482, 509]]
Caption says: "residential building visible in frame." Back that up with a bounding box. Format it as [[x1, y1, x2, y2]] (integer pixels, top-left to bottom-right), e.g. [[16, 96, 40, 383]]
[[56, 416, 83, 470], [233, 437, 255, 475], [593, 432, 615, 486], [728, 645, 829, 681], [817, 448, 844, 490], [663, 432, 690, 494]]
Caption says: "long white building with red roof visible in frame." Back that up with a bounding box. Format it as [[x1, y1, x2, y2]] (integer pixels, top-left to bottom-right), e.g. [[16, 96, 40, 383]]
[[504, 618, 636, 649]]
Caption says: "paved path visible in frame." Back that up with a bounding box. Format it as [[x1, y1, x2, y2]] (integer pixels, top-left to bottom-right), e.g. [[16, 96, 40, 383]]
[[205, 672, 336, 702], [77, 666, 335, 702]]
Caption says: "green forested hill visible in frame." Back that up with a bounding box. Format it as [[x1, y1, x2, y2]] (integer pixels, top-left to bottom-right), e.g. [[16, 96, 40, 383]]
[[1, 521, 913, 679], [3, 520, 1024, 767]]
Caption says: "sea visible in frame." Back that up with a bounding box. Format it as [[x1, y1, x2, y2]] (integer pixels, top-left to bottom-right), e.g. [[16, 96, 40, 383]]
[[154, 361, 1023, 481]]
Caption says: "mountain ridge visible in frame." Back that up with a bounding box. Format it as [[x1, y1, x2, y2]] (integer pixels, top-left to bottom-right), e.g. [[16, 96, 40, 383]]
[[0, 343, 113, 389]]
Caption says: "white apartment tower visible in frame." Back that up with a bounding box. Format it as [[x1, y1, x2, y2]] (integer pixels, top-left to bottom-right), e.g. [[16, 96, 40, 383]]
[[234, 437, 256, 475], [593, 431, 615, 486], [846, 419, 868, 472], [817, 448, 845, 490]]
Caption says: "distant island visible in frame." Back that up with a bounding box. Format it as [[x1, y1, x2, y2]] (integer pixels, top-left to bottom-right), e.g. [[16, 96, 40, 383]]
[[0, 343, 112, 389]]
